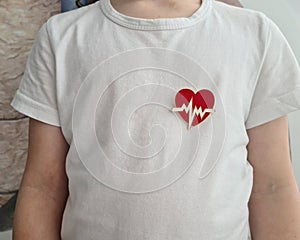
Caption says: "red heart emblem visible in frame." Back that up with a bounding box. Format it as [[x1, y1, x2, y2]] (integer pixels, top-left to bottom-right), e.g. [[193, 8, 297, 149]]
[[172, 88, 215, 129]]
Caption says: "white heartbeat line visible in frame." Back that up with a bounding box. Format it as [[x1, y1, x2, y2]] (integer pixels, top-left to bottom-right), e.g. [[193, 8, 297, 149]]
[[172, 98, 215, 130]]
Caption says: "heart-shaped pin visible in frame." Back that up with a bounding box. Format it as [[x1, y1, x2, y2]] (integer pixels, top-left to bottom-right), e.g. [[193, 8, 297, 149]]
[[172, 88, 215, 129]]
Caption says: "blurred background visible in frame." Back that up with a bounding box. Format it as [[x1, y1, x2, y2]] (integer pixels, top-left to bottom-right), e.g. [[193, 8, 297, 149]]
[[0, 0, 299, 239]]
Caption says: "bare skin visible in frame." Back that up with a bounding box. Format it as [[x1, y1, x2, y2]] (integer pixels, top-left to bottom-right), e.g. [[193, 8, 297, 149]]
[[247, 116, 300, 239], [110, 0, 243, 19], [13, 119, 69, 240]]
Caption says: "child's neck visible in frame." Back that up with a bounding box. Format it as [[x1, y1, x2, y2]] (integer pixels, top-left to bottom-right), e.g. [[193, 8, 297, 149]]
[[109, 0, 202, 19]]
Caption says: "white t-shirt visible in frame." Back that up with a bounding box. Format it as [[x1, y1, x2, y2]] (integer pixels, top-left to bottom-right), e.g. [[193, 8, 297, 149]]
[[10, 0, 300, 239]]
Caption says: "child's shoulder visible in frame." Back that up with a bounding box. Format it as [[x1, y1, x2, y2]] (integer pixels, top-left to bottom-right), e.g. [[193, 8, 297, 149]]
[[212, 0, 271, 28], [44, 1, 101, 38], [211, 0, 275, 44]]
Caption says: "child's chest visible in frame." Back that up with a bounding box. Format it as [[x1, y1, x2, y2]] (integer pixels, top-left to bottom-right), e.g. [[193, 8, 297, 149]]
[[56, 31, 258, 191]]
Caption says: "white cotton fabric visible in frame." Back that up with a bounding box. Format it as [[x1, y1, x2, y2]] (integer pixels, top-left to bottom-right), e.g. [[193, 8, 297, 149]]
[[10, 0, 300, 239]]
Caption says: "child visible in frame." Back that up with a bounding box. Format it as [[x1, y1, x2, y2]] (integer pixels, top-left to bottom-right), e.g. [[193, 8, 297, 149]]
[[10, 0, 300, 239]]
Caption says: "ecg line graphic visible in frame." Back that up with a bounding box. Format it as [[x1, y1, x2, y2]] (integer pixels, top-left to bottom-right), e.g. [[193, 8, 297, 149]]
[[172, 97, 215, 129]]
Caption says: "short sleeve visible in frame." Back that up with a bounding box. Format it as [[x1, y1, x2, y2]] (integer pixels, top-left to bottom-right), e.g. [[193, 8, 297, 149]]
[[245, 17, 300, 129], [10, 21, 60, 127]]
